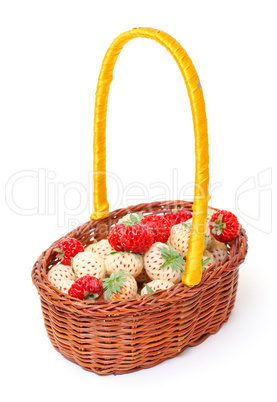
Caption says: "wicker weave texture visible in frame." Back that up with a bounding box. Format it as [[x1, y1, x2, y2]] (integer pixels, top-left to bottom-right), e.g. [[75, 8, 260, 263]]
[[32, 201, 248, 375]]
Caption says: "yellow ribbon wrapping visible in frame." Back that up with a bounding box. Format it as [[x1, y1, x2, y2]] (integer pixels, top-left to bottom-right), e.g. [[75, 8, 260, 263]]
[[90, 27, 209, 287]]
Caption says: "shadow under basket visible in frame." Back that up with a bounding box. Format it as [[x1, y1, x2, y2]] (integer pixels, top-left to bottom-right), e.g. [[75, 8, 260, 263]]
[[32, 200, 248, 375]]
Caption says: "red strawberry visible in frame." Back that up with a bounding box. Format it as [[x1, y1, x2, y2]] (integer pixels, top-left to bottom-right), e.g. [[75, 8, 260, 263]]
[[108, 224, 126, 251], [209, 210, 239, 243], [54, 237, 84, 265], [141, 215, 171, 243], [164, 208, 192, 227], [68, 275, 103, 300], [121, 224, 154, 254]]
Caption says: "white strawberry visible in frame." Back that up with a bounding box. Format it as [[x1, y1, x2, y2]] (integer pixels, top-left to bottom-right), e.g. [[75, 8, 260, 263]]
[[117, 212, 143, 225], [135, 266, 151, 283], [202, 250, 216, 270], [205, 225, 215, 250], [144, 242, 184, 284], [60, 279, 75, 294], [168, 221, 191, 257], [103, 270, 138, 301], [141, 279, 174, 296], [85, 239, 115, 259], [104, 251, 143, 278], [72, 252, 106, 280], [207, 207, 217, 221], [209, 240, 228, 264], [47, 264, 75, 289], [205, 208, 218, 248], [84, 241, 97, 253], [169, 218, 214, 255]]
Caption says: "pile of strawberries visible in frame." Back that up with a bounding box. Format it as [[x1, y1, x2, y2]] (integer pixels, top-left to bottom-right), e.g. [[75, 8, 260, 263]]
[[47, 208, 240, 301]]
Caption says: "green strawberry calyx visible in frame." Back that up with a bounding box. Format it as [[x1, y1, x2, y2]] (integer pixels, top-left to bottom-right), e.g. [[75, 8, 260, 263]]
[[209, 214, 226, 236], [121, 213, 144, 227], [181, 221, 192, 231], [102, 270, 130, 300], [84, 291, 100, 301], [172, 207, 187, 213], [53, 246, 64, 257], [145, 283, 162, 297], [201, 257, 210, 271], [70, 257, 78, 279], [157, 245, 185, 274]]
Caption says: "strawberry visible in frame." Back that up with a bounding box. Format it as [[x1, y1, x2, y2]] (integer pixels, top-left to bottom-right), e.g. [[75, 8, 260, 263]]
[[102, 270, 138, 301], [135, 267, 151, 283], [209, 210, 240, 243], [201, 250, 216, 271], [60, 279, 75, 294], [121, 224, 154, 254], [68, 275, 103, 300], [140, 214, 171, 243], [47, 264, 75, 289], [109, 214, 154, 254], [204, 221, 215, 250], [85, 239, 115, 259], [104, 251, 143, 278], [72, 252, 106, 279], [84, 240, 97, 253], [169, 218, 214, 255], [141, 279, 174, 296], [54, 237, 84, 265], [209, 239, 228, 264], [144, 242, 184, 284], [164, 208, 192, 228], [168, 221, 191, 257], [108, 224, 126, 252], [117, 212, 144, 225]]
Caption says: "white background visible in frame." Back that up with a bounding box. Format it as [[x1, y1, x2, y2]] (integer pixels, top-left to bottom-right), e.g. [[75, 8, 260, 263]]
[[1, 1, 276, 401]]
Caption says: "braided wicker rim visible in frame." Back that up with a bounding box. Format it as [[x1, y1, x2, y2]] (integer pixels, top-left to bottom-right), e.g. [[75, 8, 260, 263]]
[[32, 200, 248, 314]]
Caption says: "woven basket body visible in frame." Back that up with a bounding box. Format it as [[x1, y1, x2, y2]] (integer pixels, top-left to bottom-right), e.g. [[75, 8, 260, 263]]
[[31, 28, 248, 374], [32, 201, 247, 375]]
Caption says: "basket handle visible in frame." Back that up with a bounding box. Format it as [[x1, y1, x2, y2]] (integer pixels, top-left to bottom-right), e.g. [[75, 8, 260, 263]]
[[91, 27, 210, 287]]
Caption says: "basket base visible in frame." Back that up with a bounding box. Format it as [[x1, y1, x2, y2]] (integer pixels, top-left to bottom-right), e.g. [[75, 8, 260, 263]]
[[49, 316, 231, 375]]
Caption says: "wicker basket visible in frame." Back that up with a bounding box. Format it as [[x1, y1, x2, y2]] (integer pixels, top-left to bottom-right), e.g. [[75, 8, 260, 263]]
[[32, 28, 248, 375]]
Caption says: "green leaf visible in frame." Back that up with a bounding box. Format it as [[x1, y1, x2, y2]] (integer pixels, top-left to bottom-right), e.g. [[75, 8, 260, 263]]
[[105, 287, 112, 300], [160, 261, 170, 270], [157, 246, 170, 260], [201, 257, 210, 271], [121, 221, 132, 227], [71, 258, 77, 278], [130, 214, 138, 223], [181, 222, 192, 230], [145, 284, 163, 297], [145, 284, 154, 294], [157, 245, 185, 273], [102, 269, 129, 299]]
